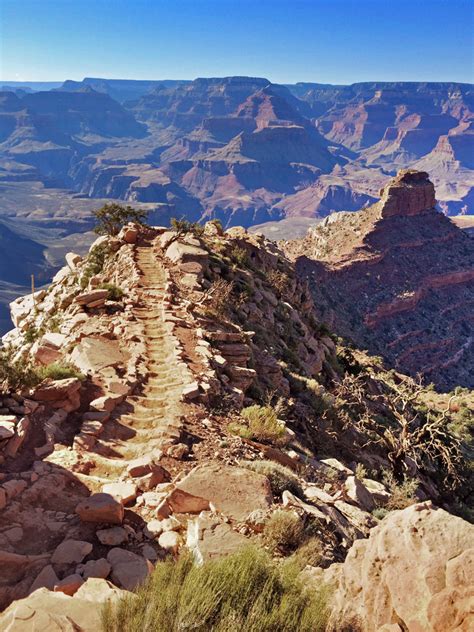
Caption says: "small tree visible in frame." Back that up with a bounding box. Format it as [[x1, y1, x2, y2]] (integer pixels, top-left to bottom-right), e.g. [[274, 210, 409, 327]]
[[93, 203, 148, 236]]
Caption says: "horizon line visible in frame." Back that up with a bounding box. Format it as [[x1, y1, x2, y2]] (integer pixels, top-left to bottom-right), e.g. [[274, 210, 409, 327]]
[[2, 76, 474, 87]]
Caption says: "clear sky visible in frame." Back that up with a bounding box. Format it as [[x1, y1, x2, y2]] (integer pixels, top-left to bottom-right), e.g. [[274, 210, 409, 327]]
[[1, 0, 473, 84]]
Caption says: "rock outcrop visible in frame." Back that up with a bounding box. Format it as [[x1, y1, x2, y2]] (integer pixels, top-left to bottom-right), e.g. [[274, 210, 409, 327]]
[[283, 170, 474, 390], [0, 80, 473, 333], [0, 578, 128, 631], [323, 503, 474, 632], [377, 169, 436, 217], [0, 221, 471, 630]]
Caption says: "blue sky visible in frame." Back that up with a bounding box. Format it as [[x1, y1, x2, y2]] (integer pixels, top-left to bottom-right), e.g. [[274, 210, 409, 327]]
[[1, 0, 473, 84]]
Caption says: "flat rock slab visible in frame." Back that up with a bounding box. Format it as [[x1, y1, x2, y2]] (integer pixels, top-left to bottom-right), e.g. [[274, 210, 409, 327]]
[[102, 482, 137, 505], [75, 289, 108, 306], [187, 516, 248, 562], [70, 336, 127, 374], [165, 241, 208, 263], [176, 464, 273, 521]]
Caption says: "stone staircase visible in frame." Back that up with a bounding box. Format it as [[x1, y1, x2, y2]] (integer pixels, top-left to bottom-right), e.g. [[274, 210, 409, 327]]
[[82, 240, 187, 480]]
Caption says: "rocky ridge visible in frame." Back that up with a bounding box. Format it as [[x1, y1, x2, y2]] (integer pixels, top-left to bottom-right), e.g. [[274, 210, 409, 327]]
[[0, 219, 472, 630], [283, 170, 474, 390]]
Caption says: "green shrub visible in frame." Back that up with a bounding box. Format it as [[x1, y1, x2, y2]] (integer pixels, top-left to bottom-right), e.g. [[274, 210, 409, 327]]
[[372, 507, 389, 521], [355, 463, 368, 480], [229, 245, 250, 268], [24, 326, 42, 344], [80, 244, 110, 289], [202, 279, 234, 317], [262, 510, 304, 555], [101, 546, 329, 632], [93, 202, 148, 236], [241, 459, 303, 498], [99, 283, 124, 301], [170, 217, 205, 237], [240, 405, 286, 444], [267, 269, 290, 296], [382, 470, 418, 510], [228, 421, 253, 440], [0, 347, 39, 392], [292, 537, 323, 568], [36, 362, 85, 382]]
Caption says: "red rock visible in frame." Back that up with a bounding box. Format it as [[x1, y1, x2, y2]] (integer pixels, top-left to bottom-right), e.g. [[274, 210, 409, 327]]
[[175, 464, 272, 521], [81, 558, 111, 580], [107, 548, 153, 590], [51, 539, 93, 565], [76, 493, 124, 525], [166, 488, 210, 514], [32, 378, 81, 403], [54, 573, 85, 596], [29, 565, 59, 593], [96, 527, 128, 546], [378, 170, 435, 217]]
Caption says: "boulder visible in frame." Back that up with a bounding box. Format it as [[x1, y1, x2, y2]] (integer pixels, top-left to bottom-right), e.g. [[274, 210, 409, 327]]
[[165, 241, 208, 264], [158, 531, 181, 554], [75, 289, 109, 307], [107, 548, 153, 590], [165, 488, 210, 515], [76, 493, 124, 525], [325, 503, 474, 632], [175, 464, 272, 521], [0, 578, 128, 632], [345, 476, 376, 512], [144, 517, 180, 539], [362, 478, 391, 505], [4, 417, 31, 454], [119, 224, 139, 244], [0, 418, 16, 439], [54, 573, 84, 596], [32, 378, 81, 403], [51, 539, 93, 565], [186, 515, 248, 563], [81, 558, 111, 580], [65, 252, 82, 271], [102, 481, 137, 505], [96, 527, 128, 546], [90, 393, 123, 413], [29, 565, 60, 593]]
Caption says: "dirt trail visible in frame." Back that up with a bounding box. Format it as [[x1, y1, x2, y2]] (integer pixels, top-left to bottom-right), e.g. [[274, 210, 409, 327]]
[[85, 240, 185, 479]]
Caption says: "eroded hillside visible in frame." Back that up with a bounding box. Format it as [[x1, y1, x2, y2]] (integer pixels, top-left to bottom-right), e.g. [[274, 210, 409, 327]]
[[0, 219, 472, 630], [283, 170, 474, 391]]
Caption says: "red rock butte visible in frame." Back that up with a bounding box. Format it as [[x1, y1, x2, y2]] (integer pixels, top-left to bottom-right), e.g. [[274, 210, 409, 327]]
[[378, 170, 436, 218], [283, 169, 474, 390]]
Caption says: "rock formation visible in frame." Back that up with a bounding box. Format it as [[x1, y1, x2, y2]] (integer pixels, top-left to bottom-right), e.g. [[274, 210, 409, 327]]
[[377, 169, 436, 217], [0, 220, 472, 629], [0, 79, 473, 331], [322, 503, 474, 632], [283, 170, 474, 390]]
